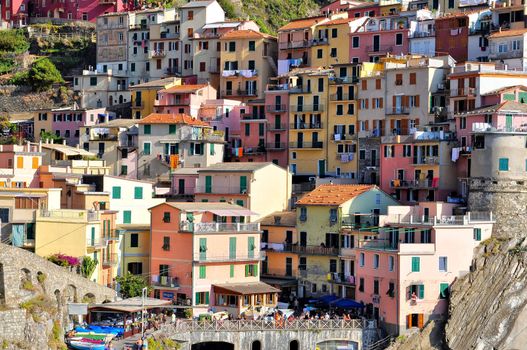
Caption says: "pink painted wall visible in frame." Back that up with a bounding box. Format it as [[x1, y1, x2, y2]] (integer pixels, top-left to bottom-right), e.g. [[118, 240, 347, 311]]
[[171, 174, 198, 195], [27, 0, 133, 22], [121, 150, 138, 180], [52, 108, 103, 146], [349, 30, 409, 63], [278, 29, 314, 61], [380, 144, 413, 194], [264, 90, 289, 168], [347, 6, 379, 18]]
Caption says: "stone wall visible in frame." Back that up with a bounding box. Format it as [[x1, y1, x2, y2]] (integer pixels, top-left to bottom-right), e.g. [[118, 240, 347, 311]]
[[0, 242, 116, 306]]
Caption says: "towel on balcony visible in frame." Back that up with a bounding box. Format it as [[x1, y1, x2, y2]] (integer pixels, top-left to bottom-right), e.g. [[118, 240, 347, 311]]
[[170, 155, 179, 169], [451, 147, 460, 162], [334, 134, 341, 141], [432, 177, 439, 188], [349, 153, 354, 161], [393, 179, 401, 187], [268, 243, 284, 251], [341, 154, 348, 162], [278, 60, 290, 75], [239, 70, 254, 78], [238, 147, 243, 157], [222, 70, 236, 77], [289, 58, 303, 67], [142, 40, 146, 48]]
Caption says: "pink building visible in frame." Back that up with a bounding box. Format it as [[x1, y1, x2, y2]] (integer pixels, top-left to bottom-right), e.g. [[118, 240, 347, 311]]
[[154, 84, 217, 118], [264, 89, 289, 168], [347, 3, 379, 19], [355, 202, 494, 335], [170, 167, 199, 198], [349, 16, 409, 63], [239, 99, 266, 162], [1, 0, 135, 27], [0, 143, 43, 188], [51, 106, 108, 146]]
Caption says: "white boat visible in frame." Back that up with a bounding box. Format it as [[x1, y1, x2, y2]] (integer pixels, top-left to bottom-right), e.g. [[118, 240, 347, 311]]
[[68, 340, 106, 350]]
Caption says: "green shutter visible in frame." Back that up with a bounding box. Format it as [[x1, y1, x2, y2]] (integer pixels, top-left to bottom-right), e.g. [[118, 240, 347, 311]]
[[440, 283, 449, 299], [499, 158, 509, 171], [519, 92, 527, 103], [169, 124, 177, 134], [253, 263, 258, 276], [245, 264, 249, 277], [245, 124, 250, 136], [210, 143, 215, 155], [248, 237, 254, 258], [259, 123, 264, 136], [199, 237, 207, 260], [411, 257, 420, 272], [201, 199, 208, 202], [91, 227, 95, 246], [240, 176, 247, 193], [230, 264, 234, 278], [418, 284, 424, 299], [107, 220, 111, 238], [474, 228, 482, 241], [121, 165, 128, 175], [503, 93, 515, 101], [229, 237, 236, 260], [143, 142, 151, 155], [134, 187, 143, 199], [236, 199, 244, 207], [103, 220, 107, 236], [199, 265, 206, 279], [123, 210, 131, 224], [205, 176, 212, 193], [112, 186, 121, 199], [205, 292, 209, 304], [195, 292, 200, 305], [144, 124, 151, 134]]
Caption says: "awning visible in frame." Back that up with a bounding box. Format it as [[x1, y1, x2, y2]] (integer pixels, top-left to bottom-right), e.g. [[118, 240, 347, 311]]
[[208, 208, 258, 216], [261, 277, 298, 288], [213, 282, 280, 296]]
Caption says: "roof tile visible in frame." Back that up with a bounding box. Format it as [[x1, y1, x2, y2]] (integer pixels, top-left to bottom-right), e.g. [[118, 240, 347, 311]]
[[296, 184, 375, 206], [138, 113, 210, 126], [220, 29, 276, 40], [278, 17, 327, 31]]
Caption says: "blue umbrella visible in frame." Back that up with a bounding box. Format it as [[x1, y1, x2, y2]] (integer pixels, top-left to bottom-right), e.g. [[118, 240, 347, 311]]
[[330, 298, 364, 309], [317, 294, 339, 305]]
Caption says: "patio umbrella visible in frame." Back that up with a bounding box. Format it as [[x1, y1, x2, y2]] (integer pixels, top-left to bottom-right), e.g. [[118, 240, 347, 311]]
[[330, 298, 364, 309]]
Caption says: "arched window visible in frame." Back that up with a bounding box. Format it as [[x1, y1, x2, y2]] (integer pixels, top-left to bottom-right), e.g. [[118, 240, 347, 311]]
[[290, 340, 299, 350], [251, 340, 261, 350]]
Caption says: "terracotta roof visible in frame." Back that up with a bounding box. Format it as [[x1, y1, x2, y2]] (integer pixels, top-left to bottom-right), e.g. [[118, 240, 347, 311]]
[[489, 28, 527, 38], [159, 84, 208, 94], [456, 101, 527, 116], [296, 184, 375, 206], [258, 211, 296, 227], [482, 85, 527, 96], [129, 77, 179, 89], [137, 113, 210, 126], [220, 29, 276, 40], [198, 106, 217, 119], [278, 17, 327, 31], [213, 282, 280, 295], [317, 18, 356, 26], [198, 162, 274, 172]]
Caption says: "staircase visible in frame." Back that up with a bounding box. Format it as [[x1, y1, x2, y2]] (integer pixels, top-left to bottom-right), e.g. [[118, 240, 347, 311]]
[[364, 335, 393, 350], [266, 56, 278, 75]]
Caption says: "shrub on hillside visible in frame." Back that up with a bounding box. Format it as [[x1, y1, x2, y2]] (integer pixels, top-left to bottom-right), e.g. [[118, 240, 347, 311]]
[[28, 58, 64, 92]]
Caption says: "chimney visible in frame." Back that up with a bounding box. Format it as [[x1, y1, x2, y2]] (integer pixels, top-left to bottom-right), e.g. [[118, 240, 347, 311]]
[[63, 140, 67, 145], [274, 216, 281, 225]]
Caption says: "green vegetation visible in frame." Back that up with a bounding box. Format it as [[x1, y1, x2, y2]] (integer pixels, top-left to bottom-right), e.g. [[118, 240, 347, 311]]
[[147, 336, 181, 350], [48, 320, 67, 350], [81, 294, 96, 304], [0, 29, 30, 54], [39, 131, 64, 144], [37, 272, 47, 284], [21, 279, 35, 291], [2, 340, 8, 349], [80, 256, 98, 279], [116, 273, 151, 298], [19, 294, 56, 322], [28, 58, 64, 92], [144, 0, 186, 7]]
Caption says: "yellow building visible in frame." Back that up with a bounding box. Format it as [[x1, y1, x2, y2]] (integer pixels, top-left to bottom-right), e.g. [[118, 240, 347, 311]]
[[379, 1, 402, 16], [118, 224, 151, 278], [130, 77, 181, 119], [35, 209, 107, 285], [219, 30, 277, 102], [259, 211, 298, 298], [295, 184, 399, 298], [288, 69, 331, 176], [328, 63, 360, 178]]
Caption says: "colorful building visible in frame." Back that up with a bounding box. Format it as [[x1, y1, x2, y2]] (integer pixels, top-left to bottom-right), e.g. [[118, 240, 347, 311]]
[[73, 69, 129, 109], [488, 28, 527, 70], [219, 30, 278, 102], [0, 143, 43, 188], [119, 223, 151, 278], [154, 84, 217, 117], [148, 202, 278, 316], [130, 78, 181, 119], [295, 184, 399, 299], [355, 202, 494, 334], [194, 162, 292, 221]]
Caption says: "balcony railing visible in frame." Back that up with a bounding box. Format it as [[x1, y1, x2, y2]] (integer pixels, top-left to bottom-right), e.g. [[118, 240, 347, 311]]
[[291, 245, 338, 256], [341, 214, 379, 231], [90, 134, 118, 141], [244, 146, 266, 155], [386, 107, 410, 115], [329, 76, 359, 85], [102, 253, 118, 267], [291, 105, 324, 112], [330, 93, 354, 101], [266, 142, 287, 150], [151, 275, 179, 288], [329, 272, 356, 285], [279, 40, 311, 50], [195, 185, 249, 194], [241, 114, 267, 121], [390, 179, 436, 189], [290, 122, 323, 130], [149, 50, 166, 59], [412, 156, 440, 165], [172, 319, 363, 332], [266, 104, 288, 112], [488, 50, 523, 60], [193, 251, 265, 263], [261, 267, 298, 279], [310, 37, 329, 46], [166, 67, 181, 75], [103, 230, 121, 242], [409, 30, 435, 38], [86, 237, 106, 249], [179, 222, 260, 233], [267, 123, 287, 131], [451, 87, 476, 97], [366, 45, 393, 54], [289, 142, 324, 149], [40, 210, 99, 221], [222, 89, 258, 97], [331, 133, 355, 141]]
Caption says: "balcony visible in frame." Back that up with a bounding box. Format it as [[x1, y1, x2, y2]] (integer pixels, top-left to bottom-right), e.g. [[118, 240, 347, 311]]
[[329, 272, 356, 285], [279, 40, 311, 50], [156, 99, 191, 107], [267, 123, 287, 131], [341, 214, 379, 231], [289, 141, 324, 149], [292, 245, 338, 256], [488, 50, 523, 60], [386, 106, 410, 115], [151, 275, 179, 289], [102, 253, 118, 267], [266, 104, 288, 113], [335, 153, 355, 163], [166, 67, 181, 76], [358, 239, 435, 254], [331, 133, 355, 142], [366, 45, 393, 54], [222, 70, 258, 78], [339, 247, 355, 258], [241, 114, 267, 122], [291, 104, 324, 112], [90, 134, 119, 141], [222, 89, 258, 97], [193, 251, 265, 263], [451, 87, 476, 97], [86, 237, 106, 249], [310, 37, 329, 46], [329, 76, 359, 85], [412, 156, 440, 165], [195, 185, 249, 194], [290, 122, 323, 130], [330, 93, 354, 101], [386, 213, 494, 226], [390, 179, 437, 189], [179, 222, 260, 233], [244, 146, 266, 155], [103, 230, 120, 242], [149, 50, 166, 59], [40, 209, 99, 222], [266, 142, 287, 150], [409, 30, 435, 38], [261, 267, 298, 279]]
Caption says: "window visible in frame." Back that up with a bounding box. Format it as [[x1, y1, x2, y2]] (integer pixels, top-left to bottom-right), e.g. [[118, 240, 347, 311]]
[[123, 210, 132, 224], [395, 33, 403, 46], [317, 49, 323, 59], [330, 47, 337, 57], [163, 212, 171, 223], [352, 36, 359, 48], [187, 10, 193, 20], [411, 257, 420, 272], [131, 63, 135, 72], [473, 228, 482, 241], [248, 41, 255, 51], [144, 124, 151, 135], [248, 60, 255, 70], [162, 236, 170, 251], [195, 291, 209, 305], [387, 282, 395, 297], [459, 117, 466, 129], [403, 145, 412, 157], [90, 77, 97, 86], [389, 256, 394, 271], [199, 265, 206, 279], [112, 186, 121, 199], [373, 279, 379, 294], [409, 284, 425, 299], [230, 265, 235, 278], [128, 262, 142, 275], [245, 124, 250, 136], [373, 254, 379, 269], [439, 257, 448, 272], [331, 28, 338, 38], [384, 145, 395, 158], [395, 73, 403, 85], [358, 278, 364, 292], [228, 42, 236, 52], [299, 207, 307, 221], [121, 165, 128, 176], [312, 283, 317, 293], [0, 208, 9, 223], [143, 142, 151, 155], [359, 252, 365, 267], [245, 264, 258, 277], [130, 233, 139, 248], [169, 124, 177, 134], [410, 73, 416, 85], [134, 187, 143, 199], [499, 158, 509, 171], [439, 283, 449, 299]]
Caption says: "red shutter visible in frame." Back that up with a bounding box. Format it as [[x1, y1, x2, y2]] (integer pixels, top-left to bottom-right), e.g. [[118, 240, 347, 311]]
[[379, 98, 384, 108], [365, 120, 369, 130], [366, 99, 369, 109], [415, 95, 420, 107]]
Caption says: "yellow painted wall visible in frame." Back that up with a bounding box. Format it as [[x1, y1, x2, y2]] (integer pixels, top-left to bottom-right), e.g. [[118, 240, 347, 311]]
[[310, 23, 351, 68], [121, 229, 151, 275]]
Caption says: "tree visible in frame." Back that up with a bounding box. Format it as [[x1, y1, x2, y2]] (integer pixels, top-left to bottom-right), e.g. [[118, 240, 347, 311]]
[[80, 256, 98, 279], [40, 130, 63, 144], [116, 273, 151, 299], [28, 58, 64, 92]]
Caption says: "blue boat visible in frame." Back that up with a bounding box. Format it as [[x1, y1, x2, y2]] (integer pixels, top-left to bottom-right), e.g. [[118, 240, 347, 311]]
[[68, 340, 106, 350]]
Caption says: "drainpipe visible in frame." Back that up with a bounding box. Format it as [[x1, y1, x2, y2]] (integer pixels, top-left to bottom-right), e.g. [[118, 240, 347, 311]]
[[38, 140, 42, 153]]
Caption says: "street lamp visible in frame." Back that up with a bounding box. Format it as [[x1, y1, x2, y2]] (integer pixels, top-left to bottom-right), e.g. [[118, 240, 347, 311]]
[[141, 287, 147, 337]]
